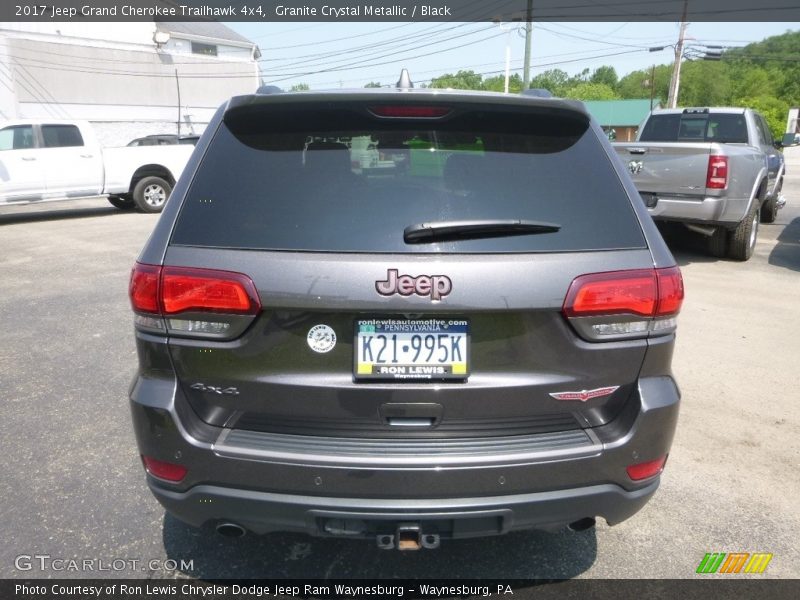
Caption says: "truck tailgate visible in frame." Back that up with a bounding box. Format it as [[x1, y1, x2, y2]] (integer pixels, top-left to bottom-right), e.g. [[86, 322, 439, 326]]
[[615, 142, 713, 197]]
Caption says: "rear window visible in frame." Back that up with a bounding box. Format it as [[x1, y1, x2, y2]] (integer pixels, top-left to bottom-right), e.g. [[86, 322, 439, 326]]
[[171, 102, 645, 253], [639, 113, 748, 143], [42, 125, 84, 148]]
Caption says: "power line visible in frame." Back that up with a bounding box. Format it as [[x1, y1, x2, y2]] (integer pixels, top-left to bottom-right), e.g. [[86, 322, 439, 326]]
[[260, 23, 479, 65], [262, 25, 496, 74], [263, 29, 511, 83]]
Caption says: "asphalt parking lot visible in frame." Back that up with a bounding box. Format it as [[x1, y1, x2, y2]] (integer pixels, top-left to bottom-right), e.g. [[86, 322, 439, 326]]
[[1, 149, 799, 581]]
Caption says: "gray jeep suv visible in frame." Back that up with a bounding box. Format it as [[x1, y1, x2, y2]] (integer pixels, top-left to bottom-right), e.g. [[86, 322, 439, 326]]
[[128, 82, 683, 550]]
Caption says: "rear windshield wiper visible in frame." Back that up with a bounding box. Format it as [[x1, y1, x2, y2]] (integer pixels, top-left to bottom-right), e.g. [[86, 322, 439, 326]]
[[403, 219, 561, 244]]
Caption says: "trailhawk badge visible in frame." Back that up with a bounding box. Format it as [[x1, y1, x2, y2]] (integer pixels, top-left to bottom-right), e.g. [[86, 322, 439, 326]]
[[549, 386, 620, 402], [376, 269, 452, 301]]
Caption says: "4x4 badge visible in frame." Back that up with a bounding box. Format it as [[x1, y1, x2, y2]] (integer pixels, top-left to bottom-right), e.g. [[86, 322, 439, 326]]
[[376, 269, 452, 301], [549, 386, 619, 402]]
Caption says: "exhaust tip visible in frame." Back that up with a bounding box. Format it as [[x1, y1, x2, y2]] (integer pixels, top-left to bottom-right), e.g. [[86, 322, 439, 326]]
[[216, 523, 246, 538], [568, 517, 596, 532]]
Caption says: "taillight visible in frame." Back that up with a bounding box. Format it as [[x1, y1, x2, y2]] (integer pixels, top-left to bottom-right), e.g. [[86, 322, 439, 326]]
[[706, 154, 728, 190], [129, 263, 261, 338], [563, 270, 657, 318], [627, 455, 667, 481], [161, 267, 259, 315], [129, 263, 161, 314], [369, 105, 452, 118], [655, 267, 684, 316], [562, 267, 683, 341], [141, 455, 188, 483]]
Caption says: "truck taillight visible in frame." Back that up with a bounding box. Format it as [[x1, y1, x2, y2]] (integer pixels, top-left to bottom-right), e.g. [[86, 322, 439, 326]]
[[129, 263, 261, 338], [562, 267, 684, 341], [706, 154, 728, 189]]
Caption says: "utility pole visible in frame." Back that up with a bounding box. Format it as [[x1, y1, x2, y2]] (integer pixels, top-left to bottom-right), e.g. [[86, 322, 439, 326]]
[[174, 68, 181, 136], [649, 65, 656, 110], [667, 0, 689, 108], [522, 0, 533, 89]]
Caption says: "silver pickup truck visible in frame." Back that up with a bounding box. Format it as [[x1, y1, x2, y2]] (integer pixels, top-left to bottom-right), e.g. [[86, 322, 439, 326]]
[[613, 107, 785, 261]]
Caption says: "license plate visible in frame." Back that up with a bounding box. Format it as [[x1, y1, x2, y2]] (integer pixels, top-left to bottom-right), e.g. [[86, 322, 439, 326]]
[[354, 318, 469, 381]]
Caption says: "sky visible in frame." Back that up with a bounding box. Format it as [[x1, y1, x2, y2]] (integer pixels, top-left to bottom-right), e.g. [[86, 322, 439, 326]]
[[226, 21, 800, 89]]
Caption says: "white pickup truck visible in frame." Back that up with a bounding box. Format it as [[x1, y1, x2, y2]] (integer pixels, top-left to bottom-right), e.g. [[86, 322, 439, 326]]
[[0, 120, 194, 213]]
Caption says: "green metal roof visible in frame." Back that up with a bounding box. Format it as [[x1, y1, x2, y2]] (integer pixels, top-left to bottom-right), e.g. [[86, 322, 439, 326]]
[[582, 99, 661, 127]]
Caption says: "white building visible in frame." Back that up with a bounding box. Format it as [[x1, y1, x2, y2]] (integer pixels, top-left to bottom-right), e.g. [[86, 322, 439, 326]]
[[0, 22, 261, 146]]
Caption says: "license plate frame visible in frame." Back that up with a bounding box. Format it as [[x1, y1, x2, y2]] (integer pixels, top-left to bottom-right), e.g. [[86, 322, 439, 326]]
[[354, 318, 469, 381]]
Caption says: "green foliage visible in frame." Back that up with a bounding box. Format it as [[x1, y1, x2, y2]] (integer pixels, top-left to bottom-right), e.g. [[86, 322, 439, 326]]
[[364, 81, 383, 88], [732, 95, 787, 139], [564, 82, 620, 101], [529, 69, 570, 96], [590, 66, 618, 88], [676, 61, 731, 107], [429, 70, 484, 90], [289, 83, 310, 92], [617, 65, 671, 102], [417, 28, 798, 134], [483, 73, 524, 93]]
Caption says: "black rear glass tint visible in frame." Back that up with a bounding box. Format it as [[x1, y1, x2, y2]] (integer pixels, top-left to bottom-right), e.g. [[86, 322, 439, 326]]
[[639, 113, 748, 143], [171, 102, 645, 253]]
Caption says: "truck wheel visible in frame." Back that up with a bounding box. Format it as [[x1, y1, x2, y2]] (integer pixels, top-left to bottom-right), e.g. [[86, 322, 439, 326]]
[[760, 197, 778, 224], [707, 226, 727, 258], [107, 195, 134, 210], [133, 176, 172, 213], [727, 202, 759, 261]]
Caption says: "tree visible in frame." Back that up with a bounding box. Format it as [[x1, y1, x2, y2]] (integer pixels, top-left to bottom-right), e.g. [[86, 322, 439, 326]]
[[289, 83, 310, 92], [482, 73, 524, 93], [733, 95, 788, 139], [676, 61, 731, 107], [590, 66, 618, 89], [364, 81, 383, 88], [617, 65, 671, 102], [730, 69, 771, 102], [564, 82, 620, 101], [429, 70, 483, 90], [529, 69, 570, 96]]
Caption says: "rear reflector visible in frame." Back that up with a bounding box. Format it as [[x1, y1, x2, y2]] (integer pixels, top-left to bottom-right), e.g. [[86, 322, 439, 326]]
[[128, 263, 261, 316], [141, 455, 187, 482], [627, 455, 667, 481], [706, 154, 728, 189], [369, 105, 451, 118]]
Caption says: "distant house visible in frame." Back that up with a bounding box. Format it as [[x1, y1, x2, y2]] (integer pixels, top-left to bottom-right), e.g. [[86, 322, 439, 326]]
[[0, 22, 261, 146], [582, 99, 662, 142]]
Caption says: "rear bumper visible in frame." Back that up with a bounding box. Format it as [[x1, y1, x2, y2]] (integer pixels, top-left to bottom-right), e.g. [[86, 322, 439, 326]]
[[149, 480, 659, 538], [645, 192, 749, 226], [130, 374, 680, 538]]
